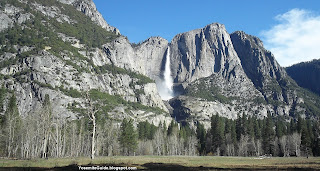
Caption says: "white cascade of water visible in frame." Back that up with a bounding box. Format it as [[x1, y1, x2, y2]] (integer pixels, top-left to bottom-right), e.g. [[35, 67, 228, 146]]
[[158, 47, 174, 100], [164, 47, 173, 94]]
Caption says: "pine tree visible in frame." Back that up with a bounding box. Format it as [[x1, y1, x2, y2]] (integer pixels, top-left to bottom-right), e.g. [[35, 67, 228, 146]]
[[297, 115, 303, 133], [236, 116, 242, 141], [242, 113, 248, 135], [275, 118, 285, 138], [230, 120, 237, 144], [307, 120, 314, 146], [138, 121, 146, 140], [196, 122, 206, 155], [311, 120, 320, 156], [167, 120, 178, 136], [179, 126, 187, 140], [211, 115, 225, 155], [289, 119, 297, 134], [119, 118, 137, 156], [253, 117, 261, 139], [301, 118, 311, 156], [247, 116, 255, 139], [262, 113, 275, 155]]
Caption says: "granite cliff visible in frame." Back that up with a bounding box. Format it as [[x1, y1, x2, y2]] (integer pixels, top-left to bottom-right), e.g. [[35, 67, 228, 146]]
[[1, 0, 320, 129], [0, 0, 172, 126]]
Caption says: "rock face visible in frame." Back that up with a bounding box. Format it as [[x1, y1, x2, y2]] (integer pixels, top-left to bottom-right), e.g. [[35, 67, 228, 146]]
[[231, 31, 290, 102], [1, 0, 320, 128], [71, 0, 120, 34], [167, 28, 320, 127], [103, 36, 169, 83], [230, 31, 307, 115], [230, 31, 286, 86], [170, 23, 241, 83], [0, 0, 171, 126], [56, 0, 120, 34], [165, 25, 320, 126], [0, 4, 32, 32]]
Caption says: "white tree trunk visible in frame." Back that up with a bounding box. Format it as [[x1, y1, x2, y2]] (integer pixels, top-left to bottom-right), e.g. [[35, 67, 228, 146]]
[[91, 113, 96, 159]]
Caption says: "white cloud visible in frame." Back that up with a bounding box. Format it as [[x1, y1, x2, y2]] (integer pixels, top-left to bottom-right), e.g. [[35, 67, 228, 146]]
[[261, 9, 320, 67]]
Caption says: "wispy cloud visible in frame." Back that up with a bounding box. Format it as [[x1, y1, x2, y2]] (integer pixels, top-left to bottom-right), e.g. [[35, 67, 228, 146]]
[[261, 9, 320, 67]]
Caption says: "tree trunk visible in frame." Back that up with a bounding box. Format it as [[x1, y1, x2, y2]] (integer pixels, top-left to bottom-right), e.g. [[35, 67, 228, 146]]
[[91, 113, 96, 159]]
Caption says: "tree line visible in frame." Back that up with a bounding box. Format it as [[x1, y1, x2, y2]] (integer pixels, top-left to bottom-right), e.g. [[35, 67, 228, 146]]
[[0, 91, 320, 159], [197, 113, 320, 157], [0, 91, 197, 159]]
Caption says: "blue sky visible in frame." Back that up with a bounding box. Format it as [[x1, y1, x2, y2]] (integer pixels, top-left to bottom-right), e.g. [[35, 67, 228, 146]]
[[93, 0, 320, 66]]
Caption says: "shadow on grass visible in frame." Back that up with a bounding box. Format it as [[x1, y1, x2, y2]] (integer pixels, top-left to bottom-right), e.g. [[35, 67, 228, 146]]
[[0, 163, 318, 171], [140, 162, 318, 171]]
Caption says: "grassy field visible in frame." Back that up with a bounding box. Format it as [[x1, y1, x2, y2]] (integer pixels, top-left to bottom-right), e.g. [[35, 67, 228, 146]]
[[0, 156, 320, 170]]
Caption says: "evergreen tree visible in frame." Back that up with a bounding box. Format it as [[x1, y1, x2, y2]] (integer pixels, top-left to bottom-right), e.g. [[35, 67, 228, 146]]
[[301, 118, 311, 156], [297, 115, 303, 133], [148, 123, 157, 140], [119, 118, 137, 155], [236, 116, 242, 141], [253, 117, 261, 139], [225, 119, 231, 135], [314, 137, 320, 156], [211, 115, 225, 155], [311, 120, 320, 156], [196, 122, 206, 155], [307, 120, 314, 145], [138, 121, 147, 140], [242, 113, 248, 135], [167, 120, 178, 136], [275, 118, 286, 138], [289, 119, 297, 134], [230, 120, 237, 144], [247, 116, 255, 138], [138, 121, 157, 140], [179, 125, 192, 140], [262, 113, 275, 155]]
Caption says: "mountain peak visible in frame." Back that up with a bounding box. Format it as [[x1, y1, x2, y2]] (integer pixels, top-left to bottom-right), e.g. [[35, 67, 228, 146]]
[[204, 22, 226, 30], [58, 0, 120, 34]]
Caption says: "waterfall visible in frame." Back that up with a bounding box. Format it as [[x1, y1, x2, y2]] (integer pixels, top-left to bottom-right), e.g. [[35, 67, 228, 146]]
[[158, 47, 174, 100], [164, 47, 173, 94]]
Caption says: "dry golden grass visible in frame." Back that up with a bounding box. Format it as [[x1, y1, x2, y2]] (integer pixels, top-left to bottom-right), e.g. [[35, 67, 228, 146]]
[[0, 156, 319, 170]]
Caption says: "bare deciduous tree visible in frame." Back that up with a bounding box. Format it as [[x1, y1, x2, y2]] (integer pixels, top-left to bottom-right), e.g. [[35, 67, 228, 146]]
[[290, 132, 301, 157], [225, 133, 235, 156], [85, 91, 98, 160], [187, 135, 198, 156], [238, 135, 249, 156], [279, 135, 289, 157], [153, 129, 165, 156]]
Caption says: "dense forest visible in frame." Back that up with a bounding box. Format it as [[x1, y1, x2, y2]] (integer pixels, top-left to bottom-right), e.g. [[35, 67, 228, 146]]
[[286, 59, 320, 96], [1, 89, 320, 159]]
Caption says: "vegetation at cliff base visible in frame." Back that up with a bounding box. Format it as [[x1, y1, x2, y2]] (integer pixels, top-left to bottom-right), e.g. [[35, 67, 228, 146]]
[[1, 94, 319, 159]]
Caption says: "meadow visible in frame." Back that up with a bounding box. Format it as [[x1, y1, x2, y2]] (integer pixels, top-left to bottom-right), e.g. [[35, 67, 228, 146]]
[[0, 156, 320, 170]]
